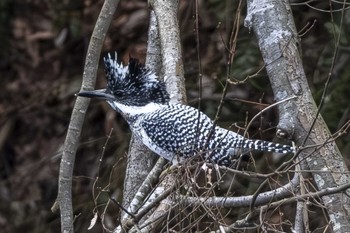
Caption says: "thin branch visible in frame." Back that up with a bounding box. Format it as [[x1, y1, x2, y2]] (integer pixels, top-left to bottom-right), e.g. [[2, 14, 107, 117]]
[[124, 158, 167, 219], [293, 162, 305, 233], [126, 184, 176, 232], [300, 0, 345, 148], [181, 172, 299, 208], [219, 180, 350, 232], [243, 96, 297, 139]]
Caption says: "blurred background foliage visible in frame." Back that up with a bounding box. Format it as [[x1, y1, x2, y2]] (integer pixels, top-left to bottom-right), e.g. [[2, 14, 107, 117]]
[[0, 0, 349, 232]]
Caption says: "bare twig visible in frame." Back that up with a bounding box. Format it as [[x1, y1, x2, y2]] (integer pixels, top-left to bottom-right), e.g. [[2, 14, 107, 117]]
[[242, 96, 297, 139], [127, 182, 176, 232], [123, 158, 167, 220], [219, 180, 350, 232], [300, 0, 346, 148], [181, 172, 299, 208], [293, 161, 305, 233]]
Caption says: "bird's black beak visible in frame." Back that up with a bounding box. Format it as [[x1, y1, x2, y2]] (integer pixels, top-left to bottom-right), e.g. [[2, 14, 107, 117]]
[[76, 89, 115, 101]]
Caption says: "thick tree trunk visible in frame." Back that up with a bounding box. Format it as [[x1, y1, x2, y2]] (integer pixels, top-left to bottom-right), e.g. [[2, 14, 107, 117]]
[[245, 0, 350, 232]]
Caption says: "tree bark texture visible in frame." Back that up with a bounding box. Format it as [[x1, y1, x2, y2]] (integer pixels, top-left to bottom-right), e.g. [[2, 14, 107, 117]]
[[150, 0, 187, 104], [245, 0, 350, 232], [115, 2, 186, 230], [121, 10, 163, 212], [126, 0, 187, 231], [58, 0, 119, 232]]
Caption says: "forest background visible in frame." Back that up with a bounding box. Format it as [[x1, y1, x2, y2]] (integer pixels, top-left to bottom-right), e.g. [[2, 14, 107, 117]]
[[0, 0, 349, 232]]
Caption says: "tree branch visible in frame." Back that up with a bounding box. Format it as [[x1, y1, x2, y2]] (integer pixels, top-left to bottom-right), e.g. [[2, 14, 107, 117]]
[[181, 172, 300, 208], [294, 162, 305, 233], [115, 9, 164, 233], [114, 0, 186, 230], [126, 0, 187, 231], [56, 0, 119, 232], [122, 10, 163, 210], [149, 0, 187, 104]]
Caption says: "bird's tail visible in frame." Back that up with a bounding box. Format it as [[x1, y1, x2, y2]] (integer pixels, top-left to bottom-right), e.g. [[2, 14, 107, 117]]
[[240, 139, 295, 154]]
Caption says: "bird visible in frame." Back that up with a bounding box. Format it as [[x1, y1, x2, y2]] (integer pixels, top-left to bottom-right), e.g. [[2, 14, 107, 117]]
[[77, 52, 295, 167]]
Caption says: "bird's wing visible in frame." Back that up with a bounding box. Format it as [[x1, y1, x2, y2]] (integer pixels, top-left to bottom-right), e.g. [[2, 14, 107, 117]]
[[136, 104, 213, 162], [134, 104, 260, 166]]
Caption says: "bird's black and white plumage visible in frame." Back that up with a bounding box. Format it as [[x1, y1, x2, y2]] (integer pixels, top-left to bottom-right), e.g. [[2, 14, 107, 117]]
[[77, 52, 295, 166]]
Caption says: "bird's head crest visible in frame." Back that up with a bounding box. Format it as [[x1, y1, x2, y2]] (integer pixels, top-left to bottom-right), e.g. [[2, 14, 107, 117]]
[[103, 52, 170, 106]]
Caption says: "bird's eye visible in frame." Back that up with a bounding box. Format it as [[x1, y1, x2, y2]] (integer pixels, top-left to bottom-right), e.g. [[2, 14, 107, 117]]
[[114, 90, 123, 97]]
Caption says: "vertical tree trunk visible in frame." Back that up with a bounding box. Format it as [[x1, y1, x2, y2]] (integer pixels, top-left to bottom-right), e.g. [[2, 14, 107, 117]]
[[121, 9, 162, 214], [115, 1, 186, 231], [245, 0, 350, 232]]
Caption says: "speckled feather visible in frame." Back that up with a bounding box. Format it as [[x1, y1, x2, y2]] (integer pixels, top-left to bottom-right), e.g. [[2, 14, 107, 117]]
[[103, 53, 170, 106], [131, 104, 294, 166], [98, 53, 295, 166]]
